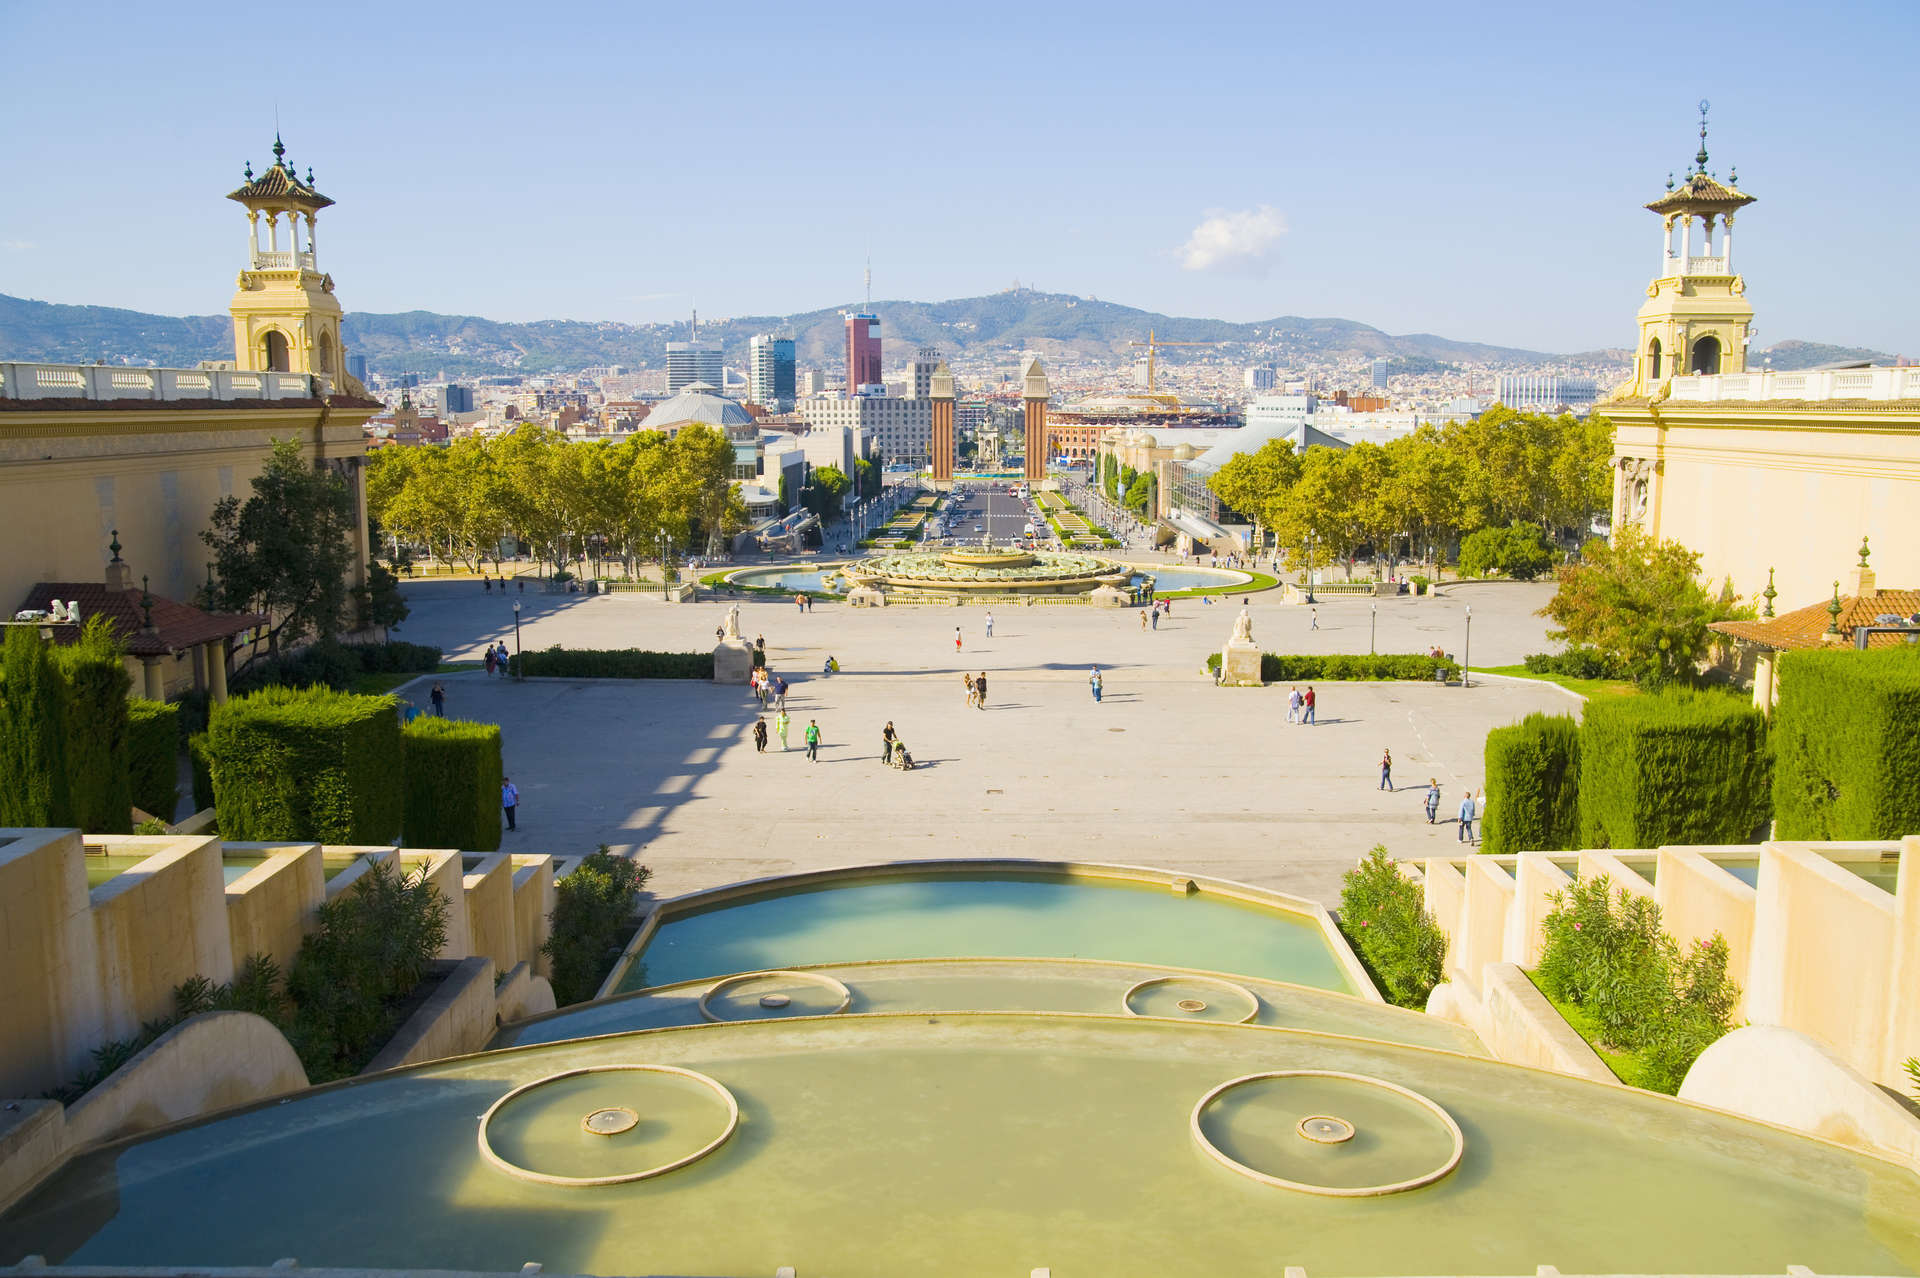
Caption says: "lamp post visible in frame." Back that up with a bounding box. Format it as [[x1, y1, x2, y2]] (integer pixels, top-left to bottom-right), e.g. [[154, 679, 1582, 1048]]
[[1304, 533, 1317, 604], [1370, 603, 1377, 655], [1462, 604, 1472, 689], [512, 601, 523, 682], [659, 534, 673, 601]]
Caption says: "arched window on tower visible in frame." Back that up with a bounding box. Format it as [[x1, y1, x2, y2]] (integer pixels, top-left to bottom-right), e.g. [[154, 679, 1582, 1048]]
[[1690, 334, 1722, 375], [316, 331, 335, 375], [1648, 338, 1663, 381], [262, 330, 290, 373]]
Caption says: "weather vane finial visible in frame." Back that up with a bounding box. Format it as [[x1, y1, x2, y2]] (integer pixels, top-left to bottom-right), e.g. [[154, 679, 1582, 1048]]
[[1695, 99, 1710, 173], [272, 132, 286, 167]]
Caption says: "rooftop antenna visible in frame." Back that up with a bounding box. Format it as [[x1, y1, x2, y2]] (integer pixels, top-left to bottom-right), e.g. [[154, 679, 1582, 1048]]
[[691, 307, 698, 341], [864, 252, 872, 308]]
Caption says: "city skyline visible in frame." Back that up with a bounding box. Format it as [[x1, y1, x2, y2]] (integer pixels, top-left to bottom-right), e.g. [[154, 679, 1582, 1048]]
[[1, 0, 1914, 355]]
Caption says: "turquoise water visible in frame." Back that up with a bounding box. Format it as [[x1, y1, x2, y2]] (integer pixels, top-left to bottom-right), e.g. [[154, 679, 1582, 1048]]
[[730, 566, 1248, 595], [221, 857, 267, 885], [618, 872, 1356, 995], [1705, 858, 1896, 892]]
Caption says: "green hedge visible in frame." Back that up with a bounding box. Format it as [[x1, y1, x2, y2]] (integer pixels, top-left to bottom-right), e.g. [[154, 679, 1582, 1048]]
[[127, 700, 181, 822], [207, 686, 404, 844], [1203, 652, 1459, 682], [51, 620, 133, 834], [231, 639, 445, 696], [189, 733, 215, 813], [1772, 646, 1920, 839], [1578, 692, 1770, 849], [1336, 846, 1446, 1009], [401, 718, 503, 852], [0, 626, 70, 827], [1482, 713, 1581, 855], [507, 648, 714, 679]]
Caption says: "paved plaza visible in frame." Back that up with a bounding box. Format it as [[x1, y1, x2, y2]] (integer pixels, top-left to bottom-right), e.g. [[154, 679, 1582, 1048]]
[[393, 572, 1573, 906]]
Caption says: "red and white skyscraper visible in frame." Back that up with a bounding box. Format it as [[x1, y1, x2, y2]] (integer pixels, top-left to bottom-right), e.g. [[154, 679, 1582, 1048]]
[[844, 312, 882, 393]]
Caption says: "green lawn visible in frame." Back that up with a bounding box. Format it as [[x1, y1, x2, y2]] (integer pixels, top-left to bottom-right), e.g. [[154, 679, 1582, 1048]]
[[1154, 569, 1282, 599], [1522, 969, 1643, 1088], [1469, 664, 1639, 698]]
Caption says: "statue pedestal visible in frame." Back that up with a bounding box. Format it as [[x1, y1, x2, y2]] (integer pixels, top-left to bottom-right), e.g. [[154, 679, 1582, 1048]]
[[712, 638, 754, 685], [1088, 585, 1130, 607], [846, 585, 887, 608], [1219, 639, 1264, 687]]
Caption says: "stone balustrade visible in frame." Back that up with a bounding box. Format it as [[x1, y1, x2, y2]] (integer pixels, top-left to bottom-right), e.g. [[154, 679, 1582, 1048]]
[[1667, 365, 1920, 404], [0, 362, 331, 403]]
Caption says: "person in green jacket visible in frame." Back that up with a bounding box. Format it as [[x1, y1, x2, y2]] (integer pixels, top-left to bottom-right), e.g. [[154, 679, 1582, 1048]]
[[775, 708, 791, 751], [804, 719, 821, 762]]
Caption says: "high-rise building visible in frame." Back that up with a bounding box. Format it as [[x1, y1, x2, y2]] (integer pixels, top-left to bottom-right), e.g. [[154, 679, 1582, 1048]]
[[442, 384, 474, 414], [1495, 375, 1599, 414], [902, 347, 940, 399], [748, 334, 796, 411], [666, 341, 724, 394], [346, 352, 368, 382], [1370, 359, 1390, 390], [1243, 366, 1276, 392], [798, 393, 932, 466], [844, 312, 882, 392]]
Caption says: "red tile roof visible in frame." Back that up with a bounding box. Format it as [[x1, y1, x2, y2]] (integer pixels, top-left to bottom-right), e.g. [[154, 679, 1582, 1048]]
[[16, 583, 264, 657], [1711, 588, 1920, 652]]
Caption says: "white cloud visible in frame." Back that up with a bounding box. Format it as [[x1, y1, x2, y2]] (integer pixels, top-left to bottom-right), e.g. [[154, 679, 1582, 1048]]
[[1, 238, 34, 252], [1177, 206, 1286, 273]]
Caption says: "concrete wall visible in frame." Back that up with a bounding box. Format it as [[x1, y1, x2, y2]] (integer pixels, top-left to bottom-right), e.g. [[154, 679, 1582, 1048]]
[[0, 830, 106, 1098], [399, 849, 471, 959], [1428, 963, 1620, 1088], [511, 854, 556, 977], [62, 1011, 308, 1148], [87, 835, 233, 1044], [1887, 836, 1920, 1085], [360, 957, 498, 1074], [1655, 846, 1758, 1020], [223, 842, 325, 973], [462, 854, 518, 973]]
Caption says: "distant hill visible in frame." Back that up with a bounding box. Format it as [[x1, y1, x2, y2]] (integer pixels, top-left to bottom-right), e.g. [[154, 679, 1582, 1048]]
[[4, 287, 1631, 380], [1756, 339, 1903, 371]]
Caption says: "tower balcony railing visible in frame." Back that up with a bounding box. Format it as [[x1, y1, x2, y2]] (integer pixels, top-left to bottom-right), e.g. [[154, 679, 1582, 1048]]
[[0, 362, 330, 403], [1660, 253, 1730, 276], [249, 249, 317, 271], [1666, 366, 1920, 404]]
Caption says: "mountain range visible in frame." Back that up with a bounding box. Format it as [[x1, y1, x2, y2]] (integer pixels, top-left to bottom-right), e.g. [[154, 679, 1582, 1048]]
[[0, 290, 1895, 381]]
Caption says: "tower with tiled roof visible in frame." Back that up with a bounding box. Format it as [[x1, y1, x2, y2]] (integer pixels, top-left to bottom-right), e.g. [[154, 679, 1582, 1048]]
[[226, 133, 351, 387], [1624, 102, 1756, 398]]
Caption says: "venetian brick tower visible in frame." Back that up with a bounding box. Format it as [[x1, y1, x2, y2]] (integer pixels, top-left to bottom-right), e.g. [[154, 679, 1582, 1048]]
[[1022, 355, 1050, 484], [930, 362, 957, 485]]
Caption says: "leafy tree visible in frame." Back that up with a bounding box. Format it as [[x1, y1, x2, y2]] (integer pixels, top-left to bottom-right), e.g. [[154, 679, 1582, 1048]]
[[1458, 521, 1555, 580], [544, 846, 651, 1005], [354, 561, 411, 631], [805, 465, 852, 520], [1337, 846, 1446, 1009], [1206, 438, 1300, 547], [1539, 525, 1746, 689], [1121, 469, 1154, 515], [1381, 426, 1462, 573], [202, 438, 357, 659], [0, 626, 71, 826], [854, 457, 878, 500]]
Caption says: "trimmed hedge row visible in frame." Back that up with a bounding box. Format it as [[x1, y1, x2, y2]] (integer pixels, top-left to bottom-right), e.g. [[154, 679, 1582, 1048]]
[[1481, 713, 1581, 855], [1204, 652, 1460, 682], [1577, 692, 1770, 849], [51, 621, 133, 835], [189, 733, 215, 813], [401, 718, 503, 852], [0, 626, 71, 827], [1771, 646, 1920, 840], [207, 686, 404, 844], [127, 700, 181, 821], [507, 647, 714, 679], [231, 639, 445, 696]]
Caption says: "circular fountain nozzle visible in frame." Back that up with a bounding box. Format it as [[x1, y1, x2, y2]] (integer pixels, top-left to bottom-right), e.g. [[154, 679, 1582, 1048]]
[[758, 993, 792, 1009], [1297, 1115, 1355, 1144], [1175, 998, 1209, 1013], [583, 1106, 640, 1136]]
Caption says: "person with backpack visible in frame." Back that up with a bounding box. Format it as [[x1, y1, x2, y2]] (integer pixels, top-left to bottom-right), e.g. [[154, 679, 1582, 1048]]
[[752, 718, 769, 753]]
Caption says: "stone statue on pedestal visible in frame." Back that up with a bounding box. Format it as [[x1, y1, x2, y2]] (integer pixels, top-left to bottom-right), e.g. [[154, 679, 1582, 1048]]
[[1231, 604, 1254, 645], [1219, 603, 1263, 687], [723, 603, 742, 639]]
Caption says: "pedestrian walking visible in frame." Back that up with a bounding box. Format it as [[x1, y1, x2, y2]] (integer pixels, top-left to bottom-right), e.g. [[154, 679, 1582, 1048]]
[[484, 647, 498, 679], [805, 718, 821, 761], [775, 709, 791, 750], [1140, 609, 1148, 631], [1287, 685, 1301, 724], [962, 671, 976, 708], [501, 776, 519, 831], [795, 593, 805, 614], [774, 675, 788, 712], [974, 671, 987, 709], [1424, 779, 1441, 824], [430, 682, 446, 717], [985, 611, 994, 637], [517, 578, 525, 593], [1150, 607, 1159, 631], [1379, 749, 1393, 791], [955, 626, 963, 654], [753, 718, 769, 753], [805, 594, 813, 613], [1089, 667, 1103, 703], [496, 641, 510, 675], [882, 721, 897, 766], [1310, 609, 1319, 631], [1458, 791, 1476, 842], [1303, 685, 1316, 726]]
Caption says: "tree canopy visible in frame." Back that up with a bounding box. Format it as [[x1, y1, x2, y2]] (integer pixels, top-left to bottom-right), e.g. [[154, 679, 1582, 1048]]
[[202, 439, 357, 657]]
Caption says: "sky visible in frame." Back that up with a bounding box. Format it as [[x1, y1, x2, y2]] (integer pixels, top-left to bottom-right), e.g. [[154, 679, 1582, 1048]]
[[2, 0, 1914, 356]]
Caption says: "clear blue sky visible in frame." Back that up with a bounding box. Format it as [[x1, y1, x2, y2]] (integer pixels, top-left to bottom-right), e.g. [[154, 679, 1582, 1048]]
[[2, 0, 1912, 355]]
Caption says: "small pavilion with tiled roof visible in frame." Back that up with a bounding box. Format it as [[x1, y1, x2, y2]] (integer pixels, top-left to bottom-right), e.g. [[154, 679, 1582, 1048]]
[[1711, 539, 1920, 711], [13, 533, 263, 702]]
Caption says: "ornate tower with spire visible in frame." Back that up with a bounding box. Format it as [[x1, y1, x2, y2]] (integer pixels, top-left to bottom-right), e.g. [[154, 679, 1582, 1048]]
[[227, 134, 349, 385], [1625, 102, 1756, 397], [929, 362, 957, 486], [1021, 356, 1051, 485]]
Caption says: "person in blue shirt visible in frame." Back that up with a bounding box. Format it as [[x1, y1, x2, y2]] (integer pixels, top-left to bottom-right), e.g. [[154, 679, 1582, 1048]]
[[1457, 790, 1475, 842], [502, 777, 520, 832], [1425, 780, 1441, 824]]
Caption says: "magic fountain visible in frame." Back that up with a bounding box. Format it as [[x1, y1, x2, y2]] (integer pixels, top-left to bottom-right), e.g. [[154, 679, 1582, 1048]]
[[838, 545, 1140, 599]]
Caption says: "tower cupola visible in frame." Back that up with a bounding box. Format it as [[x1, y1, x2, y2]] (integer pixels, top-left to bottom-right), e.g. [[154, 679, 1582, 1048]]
[[226, 134, 349, 384]]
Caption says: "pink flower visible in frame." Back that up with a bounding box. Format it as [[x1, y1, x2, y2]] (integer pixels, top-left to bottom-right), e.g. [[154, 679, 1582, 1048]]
[[1572, 922, 1583, 931]]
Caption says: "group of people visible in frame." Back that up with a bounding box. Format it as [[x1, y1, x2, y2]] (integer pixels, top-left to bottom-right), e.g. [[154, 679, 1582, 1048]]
[[1139, 597, 1176, 631], [1418, 781, 1488, 842], [481, 641, 512, 678], [481, 577, 525, 594], [753, 712, 822, 761], [1286, 684, 1318, 725], [961, 671, 989, 709], [751, 668, 788, 711]]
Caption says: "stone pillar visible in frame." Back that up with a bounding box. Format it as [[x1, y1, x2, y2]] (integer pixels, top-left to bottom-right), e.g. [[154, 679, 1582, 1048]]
[[1021, 356, 1050, 485], [930, 363, 956, 486], [141, 657, 165, 701], [208, 640, 229, 703]]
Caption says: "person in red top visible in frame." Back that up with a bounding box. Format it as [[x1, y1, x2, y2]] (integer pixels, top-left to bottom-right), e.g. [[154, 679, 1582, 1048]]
[[1303, 685, 1317, 726]]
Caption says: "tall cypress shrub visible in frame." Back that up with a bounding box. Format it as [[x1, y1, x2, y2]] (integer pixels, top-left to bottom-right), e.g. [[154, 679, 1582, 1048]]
[[53, 617, 133, 834], [401, 717, 503, 851], [127, 699, 182, 822], [207, 686, 403, 844], [1578, 692, 1770, 849], [1482, 712, 1581, 855], [0, 626, 71, 826], [1772, 646, 1920, 839]]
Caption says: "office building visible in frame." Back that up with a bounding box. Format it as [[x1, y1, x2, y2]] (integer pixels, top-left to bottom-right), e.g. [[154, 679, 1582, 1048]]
[[666, 341, 724, 395], [797, 368, 826, 396], [1243, 365, 1276, 392], [1495, 375, 1600, 414], [1371, 359, 1390, 390], [442, 384, 474, 414], [901, 347, 940, 399], [748, 334, 796, 411], [346, 352, 367, 382], [798, 393, 931, 466], [844, 312, 882, 392]]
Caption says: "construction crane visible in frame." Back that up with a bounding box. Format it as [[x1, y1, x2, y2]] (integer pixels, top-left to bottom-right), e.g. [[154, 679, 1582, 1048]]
[[1125, 330, 1211, 393]]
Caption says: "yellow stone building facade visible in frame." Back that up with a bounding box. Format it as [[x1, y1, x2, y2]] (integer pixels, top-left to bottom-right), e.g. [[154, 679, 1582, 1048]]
[[0, 137, 377, 616], [1604, 114, 1920, 606]]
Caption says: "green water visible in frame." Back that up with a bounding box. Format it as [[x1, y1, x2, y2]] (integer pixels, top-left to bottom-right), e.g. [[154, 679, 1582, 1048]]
[[499, 959, 1482, 1053], [621, 872, 1356, 994], [1844, 859, 1901, 893], [221, 857, 268, 886], [83, 855, 150, 887], [5, 1015, 1916, 1276]]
